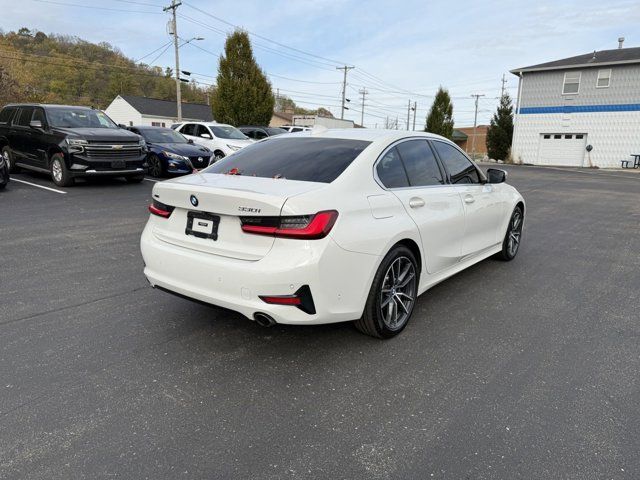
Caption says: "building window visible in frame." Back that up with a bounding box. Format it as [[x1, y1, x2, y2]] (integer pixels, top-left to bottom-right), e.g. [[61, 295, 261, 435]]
[[565, 135, 573, 139], [576, 134, 584, 139], [596, 69, 611, 88], [562, 71, 581, 94], [554, 134, 562, 139], [151, 122, 161, 127], [129, 121, 133, 126], [543, 134, 551, 139]]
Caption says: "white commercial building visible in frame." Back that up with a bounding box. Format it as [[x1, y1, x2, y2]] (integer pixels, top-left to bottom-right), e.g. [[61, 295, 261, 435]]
[[511, 45, 640, 168], [105, 95, 213, 128]]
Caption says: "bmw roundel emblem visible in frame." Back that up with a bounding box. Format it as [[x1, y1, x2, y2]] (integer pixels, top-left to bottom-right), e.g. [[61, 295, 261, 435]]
[[190, 195, 199, 207]]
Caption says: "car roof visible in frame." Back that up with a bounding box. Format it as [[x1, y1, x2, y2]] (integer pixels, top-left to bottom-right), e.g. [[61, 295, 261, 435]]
[[289, 128, 449, 143], [4, 104, 93, 110]]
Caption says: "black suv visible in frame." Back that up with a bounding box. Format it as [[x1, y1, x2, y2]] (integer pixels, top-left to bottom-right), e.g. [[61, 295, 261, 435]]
[[0, 104, 147, 186]]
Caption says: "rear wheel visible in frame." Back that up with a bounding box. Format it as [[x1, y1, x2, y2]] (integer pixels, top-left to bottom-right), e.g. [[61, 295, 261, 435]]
[[213, 150, 225, 162], [497, 206, 524, 261], [147, 153, 164, 178], [355, 245, 419, 339], [50, 153, 74, 187], [2, 146, 20, 173]]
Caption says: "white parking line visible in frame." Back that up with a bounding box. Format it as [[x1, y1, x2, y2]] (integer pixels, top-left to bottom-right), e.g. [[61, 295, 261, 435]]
[[144, 178, 159, 183], [12, 178, 67, 194]]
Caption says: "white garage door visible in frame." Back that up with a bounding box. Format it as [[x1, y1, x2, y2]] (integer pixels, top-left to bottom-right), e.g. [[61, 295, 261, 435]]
[[537, 133, 587, 166]]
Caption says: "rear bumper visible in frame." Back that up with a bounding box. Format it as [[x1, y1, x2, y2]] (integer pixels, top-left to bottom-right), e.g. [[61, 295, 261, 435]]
[[140, 220, 380, 325]]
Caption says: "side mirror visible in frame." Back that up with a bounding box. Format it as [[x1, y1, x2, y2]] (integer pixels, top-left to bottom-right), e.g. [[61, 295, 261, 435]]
[[187, 139, 194, 144], [200, 133, 212, 139], [487, 168, 507, 184], [30, 120, 43, 129]]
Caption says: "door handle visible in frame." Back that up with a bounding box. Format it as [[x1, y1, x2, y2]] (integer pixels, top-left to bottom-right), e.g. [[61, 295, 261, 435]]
[[464, 194, 475, 204], [408, 197, 425, 209]]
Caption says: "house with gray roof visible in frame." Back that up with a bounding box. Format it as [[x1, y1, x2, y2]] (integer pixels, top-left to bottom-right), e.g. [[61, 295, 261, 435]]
[[510, 41, 640, 168], [104, 95, 213, 128]]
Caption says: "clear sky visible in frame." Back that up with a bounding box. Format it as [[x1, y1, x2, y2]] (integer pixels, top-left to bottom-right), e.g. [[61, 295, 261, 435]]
[[2, 0, 639, 128]]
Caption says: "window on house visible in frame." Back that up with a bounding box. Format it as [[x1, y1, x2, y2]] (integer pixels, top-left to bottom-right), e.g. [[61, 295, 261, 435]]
[[151, 122, 162, 127], [576, 134, 584, 139], [543, 134, 551, 139], [562, 71, 581, 94], [554, 134, 562, 139], [596, 69, 611, 88], [565, 135, 573, 139]]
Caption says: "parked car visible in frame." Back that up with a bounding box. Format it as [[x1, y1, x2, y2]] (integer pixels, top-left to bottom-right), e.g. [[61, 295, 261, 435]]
[[279, 125, 312, 133], [0, 104, 147, 186], [0, 147, 9, 189], [172, 122, 253, 161], [238, 126, 287, 140], [141, 129, 525, 338], [127, 126, 214, 178]]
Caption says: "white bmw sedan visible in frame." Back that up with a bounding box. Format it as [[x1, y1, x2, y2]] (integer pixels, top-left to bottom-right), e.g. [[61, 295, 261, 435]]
[[141, 129, 525, 338]]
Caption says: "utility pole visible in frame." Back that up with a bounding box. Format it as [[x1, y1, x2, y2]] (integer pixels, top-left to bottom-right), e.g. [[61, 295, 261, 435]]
[[500, 73, 507, 98], [406, 99, 412, 131], [412, 101, 417, 131], [336, 65, 354, 120], [164, 0, 182, 122], [470, 94, 485, 159], [358, 88, 368, 126]]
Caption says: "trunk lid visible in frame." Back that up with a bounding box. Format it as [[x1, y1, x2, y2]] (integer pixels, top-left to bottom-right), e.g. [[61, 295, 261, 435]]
[[151, 173, 325, 261]]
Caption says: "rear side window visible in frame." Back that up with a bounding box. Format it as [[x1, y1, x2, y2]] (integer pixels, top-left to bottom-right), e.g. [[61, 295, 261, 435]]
[[432, 141, 480, 184], [396, 140, 444, 186], [0, 107, 17, 124], [205, 137, 370, 183], [14, 107, 34, 127], [376, 147, 409, 188]]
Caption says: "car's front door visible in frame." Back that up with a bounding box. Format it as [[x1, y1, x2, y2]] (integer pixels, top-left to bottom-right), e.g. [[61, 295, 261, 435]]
[[431, 140, 505, 257], [28, 107, 49, 168], [376, 139, 465, 274]]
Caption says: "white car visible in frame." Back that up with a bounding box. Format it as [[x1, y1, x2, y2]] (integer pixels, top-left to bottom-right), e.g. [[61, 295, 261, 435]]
[[172, 122, 253, 162], [141, 129, 525, 338], [280, 125, 312, 133]]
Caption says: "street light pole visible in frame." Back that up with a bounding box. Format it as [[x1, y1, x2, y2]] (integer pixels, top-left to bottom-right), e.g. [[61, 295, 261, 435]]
[[164, 0, 182, 122]]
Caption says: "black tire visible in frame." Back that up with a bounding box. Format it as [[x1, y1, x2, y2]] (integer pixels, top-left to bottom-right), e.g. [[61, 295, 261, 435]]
[[496, 205, 524, 261], [147, 153, 164, 178], [213, 150, 225, 162], [2, 146, 20, 173], [125, 174, 145, 183], [355, 245, 419, 339], [50, 152, 74, 187]]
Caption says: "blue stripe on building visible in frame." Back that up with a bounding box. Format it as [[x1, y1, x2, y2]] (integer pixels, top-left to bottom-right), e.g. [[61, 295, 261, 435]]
[[519, 104, 640, 114]]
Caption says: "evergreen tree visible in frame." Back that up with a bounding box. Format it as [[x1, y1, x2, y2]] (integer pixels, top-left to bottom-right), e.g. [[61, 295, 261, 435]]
[[425, 87, 454, 139], [212, 30, 274, 125], [486, 93, 514, 161]]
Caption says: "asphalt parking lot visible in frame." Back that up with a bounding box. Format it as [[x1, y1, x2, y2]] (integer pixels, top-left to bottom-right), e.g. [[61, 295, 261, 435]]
[[1, 166, 639, 479]]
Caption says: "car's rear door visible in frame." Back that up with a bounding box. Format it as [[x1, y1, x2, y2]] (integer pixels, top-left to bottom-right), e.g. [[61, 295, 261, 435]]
[[377, 139, 465, 274], [9, 107, 34, 164], [431, 140, 505, 257]]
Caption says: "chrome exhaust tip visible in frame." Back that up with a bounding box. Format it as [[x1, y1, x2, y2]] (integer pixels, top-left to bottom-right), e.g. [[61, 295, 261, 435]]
[[253, 312, 276, 327]]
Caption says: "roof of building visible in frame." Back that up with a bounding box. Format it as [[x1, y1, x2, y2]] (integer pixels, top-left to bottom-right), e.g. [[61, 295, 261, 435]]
[[119, 95, 213, 121], [451, 129, 468, 141], [511, 47, 640, 74]]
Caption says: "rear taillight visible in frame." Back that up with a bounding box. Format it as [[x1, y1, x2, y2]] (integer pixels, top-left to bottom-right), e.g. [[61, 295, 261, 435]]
[[241, 210, 338, 239], [148, 199, 174, 218]]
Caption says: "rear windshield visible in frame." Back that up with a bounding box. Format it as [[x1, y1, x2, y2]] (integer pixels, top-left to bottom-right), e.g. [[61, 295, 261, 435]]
[[204, 137, 371, 183]]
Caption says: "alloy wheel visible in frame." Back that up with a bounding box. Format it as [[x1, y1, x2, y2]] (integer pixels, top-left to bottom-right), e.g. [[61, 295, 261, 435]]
[[3, 150, 11, 169], [380, 256, 417, 331], [52, 159, 63, 183], [149, 156, 162, 177], [507, 210, 523, 257]]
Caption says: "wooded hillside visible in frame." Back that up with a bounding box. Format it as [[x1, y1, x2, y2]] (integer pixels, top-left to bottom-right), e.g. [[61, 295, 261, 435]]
[[0, 28, 212, 109]]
